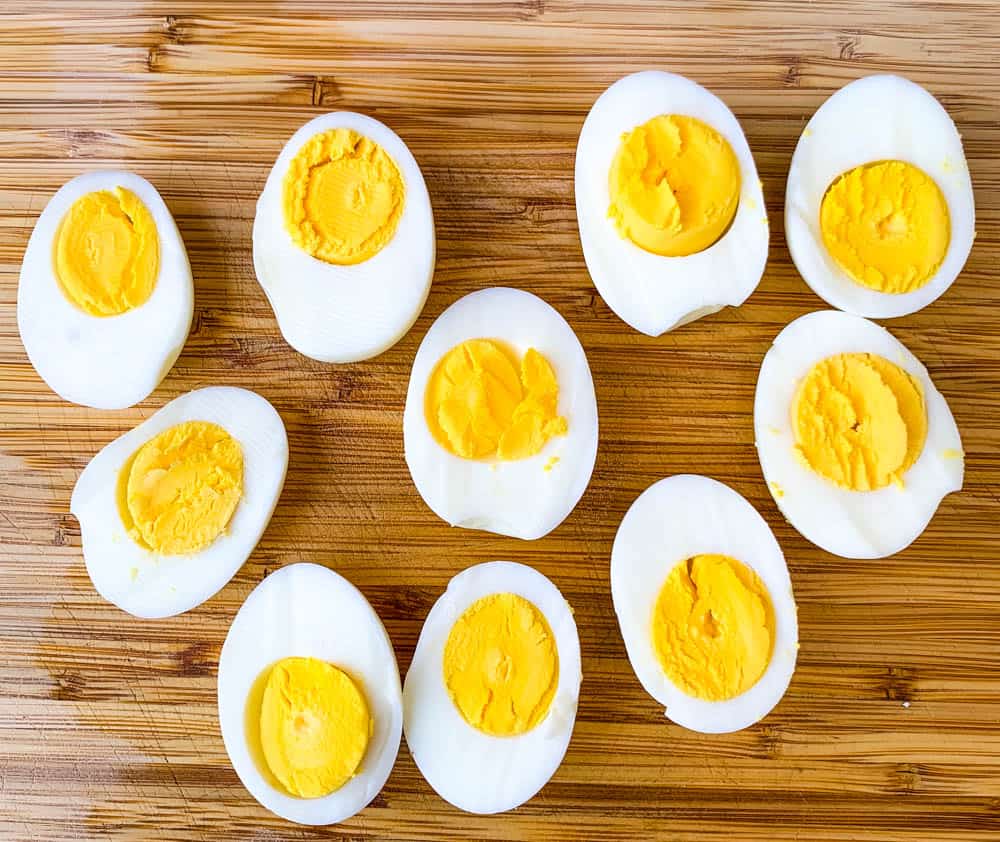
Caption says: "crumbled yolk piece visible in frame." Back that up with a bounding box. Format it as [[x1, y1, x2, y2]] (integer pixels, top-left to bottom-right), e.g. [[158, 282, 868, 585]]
[[652, 554, 774, 701], [258, 657, 371, 798], [117, 421, 243, 555], [792, 353, 927, 491], [282, 128, 404, 265], [424, 339, 568, 461], [820, 160, 950, 294], [608, 114, 740, 257], [443, 593, 559, 736], [54, 187, 159, 316]]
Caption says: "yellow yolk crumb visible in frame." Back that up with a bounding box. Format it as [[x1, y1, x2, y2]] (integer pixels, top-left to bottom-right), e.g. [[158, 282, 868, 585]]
[[820, 160, 950, 294], [608, 114, 741, 257], [443, 593, 559, 737], [792, 353, 927, 491], [653, 554, 774, 701], [54, 187, 159, 316], [282, 128, 404, 265]]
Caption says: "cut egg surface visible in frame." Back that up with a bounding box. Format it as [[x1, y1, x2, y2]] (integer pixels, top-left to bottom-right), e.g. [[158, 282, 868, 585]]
[[218, 563, 402, 825], [404, 561, 581, 814], [71, 387, 288, 618], [17, 170, 193, 409], [755, 310, 963, 559], [575, 71, 769, 336], [611, 475, 798, 733], [253, 111, 435, 363]]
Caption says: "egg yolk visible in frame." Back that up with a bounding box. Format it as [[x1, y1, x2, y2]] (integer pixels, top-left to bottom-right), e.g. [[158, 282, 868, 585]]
[[282, 128, 404, 265], [53, 187, 159, 317], [258, 657, 372, 799], [608, 114, 741, 257], [424, 339, 568, 460], [652, 554, 774, 702], [820, 160, 950, 294], [117, 421, 243, 555], [443, 593, 558, 737], [792, 353, 927, 491]]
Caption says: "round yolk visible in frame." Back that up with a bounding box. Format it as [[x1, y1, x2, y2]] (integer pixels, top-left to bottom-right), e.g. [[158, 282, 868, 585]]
[[424, 339, 568, 461], [53, 187, 159, 317], [820, 160, 950, 294], [258, 657, 371, 799], [608, 114, 741, 257], [652, 554, 775, 702], [792, 353, 927, 491], [443, 593, 559, 737], [117, 421, 243, 555], [282, 128, 405, 265]]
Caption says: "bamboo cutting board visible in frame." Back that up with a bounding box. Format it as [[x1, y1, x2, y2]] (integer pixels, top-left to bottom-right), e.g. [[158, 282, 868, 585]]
[[2, 2, 999, 840]]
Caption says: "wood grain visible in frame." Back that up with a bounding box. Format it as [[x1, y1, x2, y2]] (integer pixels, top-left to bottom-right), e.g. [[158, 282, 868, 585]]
[[1, 2, 999, 840]]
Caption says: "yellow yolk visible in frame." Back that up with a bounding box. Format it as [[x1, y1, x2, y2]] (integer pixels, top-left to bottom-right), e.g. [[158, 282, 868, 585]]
[[258, 657, 372, 798], [54, 187, 159, 316], [117, 421, 243, 555], [652, 554, 774, 701], [443, 593, 559, 737], [792, 353, 927, 491], [424, 339, 568, 461], [608, 114, 741, 257], [820, 160, 950, 294], [282, 128, 404, 265]]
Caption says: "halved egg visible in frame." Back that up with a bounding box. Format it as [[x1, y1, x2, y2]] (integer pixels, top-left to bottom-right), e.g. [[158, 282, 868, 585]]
[[575, 71, 769, 336], [218, 563, 402, 825], [611, 475, 797, 733], [404, 561, 581, 813], [253, 112, 435, 362], [754, 310, 963, 559], [17, 170, 193, 409], [71, 387, 288, 618]]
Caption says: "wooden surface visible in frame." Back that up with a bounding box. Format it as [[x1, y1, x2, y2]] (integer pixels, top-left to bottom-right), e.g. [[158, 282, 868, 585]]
[[1, 2, 999, 840]]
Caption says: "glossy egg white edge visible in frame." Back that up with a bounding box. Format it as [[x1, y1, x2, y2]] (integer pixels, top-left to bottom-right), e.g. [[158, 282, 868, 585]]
[[218, 563, 403, 825], [754, 310, 964, 559], [253, 111, 436, 363], [70, 387, 289, 618], [785, 75, 975, 318], [575, 70, 769, 337], [610, 475, 798, 734], [402, 288, 599, 540], [403, 561, 581, 814], [17, 170, 193, 409]]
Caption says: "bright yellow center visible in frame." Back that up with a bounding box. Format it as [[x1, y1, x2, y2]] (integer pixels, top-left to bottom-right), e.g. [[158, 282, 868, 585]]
[[54, 187, 159, 316], [820, 160, 950, 294], [792, 353, 927, 491], [424, 339, 568, 461], [258, 657, 372, 799], [608, 114, 741, 257], [117, 421, 243, 555], [652, 554, 774, 702], [282, 128, 404, 265], [443, 593, 559, 737]]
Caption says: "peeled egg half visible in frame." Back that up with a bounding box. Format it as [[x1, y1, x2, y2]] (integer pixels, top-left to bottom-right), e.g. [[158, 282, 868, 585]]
[[18, 170, 193, 409], [785, 75, 975, 318], [755, 310, 963, 559], [575, 71, 769, 336], [253, 112, 435, 363], [611, 475, 797, 733], [218, 563, 402, 825], [71, 387, 288, 618], [404, 561, 581, 813]]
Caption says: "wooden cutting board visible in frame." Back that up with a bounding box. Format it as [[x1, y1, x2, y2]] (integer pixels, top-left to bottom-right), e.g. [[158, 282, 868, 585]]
[[2, 3, 998, 840]]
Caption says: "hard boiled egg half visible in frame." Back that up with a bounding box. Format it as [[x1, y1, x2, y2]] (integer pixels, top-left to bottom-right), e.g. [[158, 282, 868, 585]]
[[253, 112, 435, 363], [71, 387, 288, 618], [18, 171, 193, 409], [575, 71, 769, 336]]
